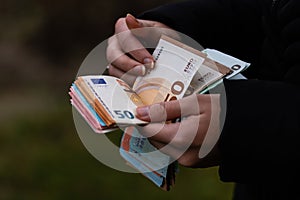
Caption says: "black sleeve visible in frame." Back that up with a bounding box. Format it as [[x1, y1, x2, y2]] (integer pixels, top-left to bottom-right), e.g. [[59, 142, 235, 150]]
[[138, 0, 300, 183], [138, 0, 264, 66], [219, 0, 300, 183], [218, 79, 300, 182]]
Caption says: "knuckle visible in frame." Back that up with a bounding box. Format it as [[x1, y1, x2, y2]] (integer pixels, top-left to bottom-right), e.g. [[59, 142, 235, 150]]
[[192, 138, 202, 147], [107, 36, 114, 45], [159, 101, 167, 111], [159, 101, 171, 118], [149, 103, 167, 121], [108, 65, 116, 76], [177, 155, 194, 168], [108, 53, 119, 65], [106, 46, 114, 63], [160, 101, 168, 110], [172, 135, 185, 147], [115, 18, 125, 31], [106, 40, 121, 64], [197, 94, 206, 103]]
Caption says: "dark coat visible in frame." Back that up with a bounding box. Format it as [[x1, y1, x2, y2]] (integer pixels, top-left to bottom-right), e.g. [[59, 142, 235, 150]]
[[139, 0, 300, 199]]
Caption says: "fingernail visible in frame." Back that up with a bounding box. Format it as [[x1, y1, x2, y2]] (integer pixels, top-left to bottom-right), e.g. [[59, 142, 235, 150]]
[[126, 13, 139, 24], [134, 65, 146, 76], [143, 58, 155, 69], [136, 106, 149, 117]]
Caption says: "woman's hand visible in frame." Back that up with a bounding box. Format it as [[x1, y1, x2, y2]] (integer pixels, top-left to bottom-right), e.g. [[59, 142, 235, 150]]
[[106, 14, 177, 84], [136, 94, 222, 168]]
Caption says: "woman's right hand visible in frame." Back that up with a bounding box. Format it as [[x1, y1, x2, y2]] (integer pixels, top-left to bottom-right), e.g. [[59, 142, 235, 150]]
[[106, 14, 176, 84]]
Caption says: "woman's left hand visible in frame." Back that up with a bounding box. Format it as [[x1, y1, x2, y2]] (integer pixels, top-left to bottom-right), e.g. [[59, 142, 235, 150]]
[[136, 94, 222, 168]]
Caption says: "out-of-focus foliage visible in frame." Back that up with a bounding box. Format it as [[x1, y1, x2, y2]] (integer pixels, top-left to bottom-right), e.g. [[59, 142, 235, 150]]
[[0, 0, 234, 199]]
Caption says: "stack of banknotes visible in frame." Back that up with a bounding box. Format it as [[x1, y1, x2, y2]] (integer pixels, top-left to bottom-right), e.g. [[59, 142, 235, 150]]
[[69, 35, 250, 190]]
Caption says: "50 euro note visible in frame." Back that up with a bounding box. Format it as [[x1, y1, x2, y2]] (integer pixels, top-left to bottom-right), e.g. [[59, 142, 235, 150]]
[[73, 75, 148, 129]]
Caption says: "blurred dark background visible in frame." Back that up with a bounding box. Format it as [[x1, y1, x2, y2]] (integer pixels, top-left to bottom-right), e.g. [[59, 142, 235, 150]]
[[0, 0, 234, 199]]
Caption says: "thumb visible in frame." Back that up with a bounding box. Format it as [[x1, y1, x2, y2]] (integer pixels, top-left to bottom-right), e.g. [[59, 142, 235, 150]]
[[125, 13, 153, 40], [135, 95, 199, 122], [125, 13, 180, 47], [125, 13, 143, 30], [125, 13, 167, 44]]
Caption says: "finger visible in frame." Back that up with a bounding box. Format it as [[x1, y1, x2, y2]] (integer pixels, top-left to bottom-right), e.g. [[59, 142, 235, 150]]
[[108, 65, 137, 86], [111, 54, 147, 76], [198, 94, 221, 159], [148, 139, 184, 162], [142, 94, 221, 159], [151, 138, 219, 168], [138, 115, 206, 148], [107, 36, 147, 76], [136, 94, 208, 122], [115, 17, 154, 66], [149, 140, 201, 168], [125, 14, 155, 44], [126, 14, 157, 42], [125, 13, 142, 30], [126, 14, 180, 46]]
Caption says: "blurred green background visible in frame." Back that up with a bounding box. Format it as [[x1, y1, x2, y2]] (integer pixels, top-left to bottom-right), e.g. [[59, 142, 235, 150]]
[[0, 0, 234, 199]]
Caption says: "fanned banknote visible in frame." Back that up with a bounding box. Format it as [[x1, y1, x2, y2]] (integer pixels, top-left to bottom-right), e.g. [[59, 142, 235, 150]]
[[68, 35, 251, 190], [133, 35, 205, 104]]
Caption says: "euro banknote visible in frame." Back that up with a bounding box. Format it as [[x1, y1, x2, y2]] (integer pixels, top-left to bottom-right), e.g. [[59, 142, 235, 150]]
[[133, 35, 205, 104], [69, 34, 250, 190]]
